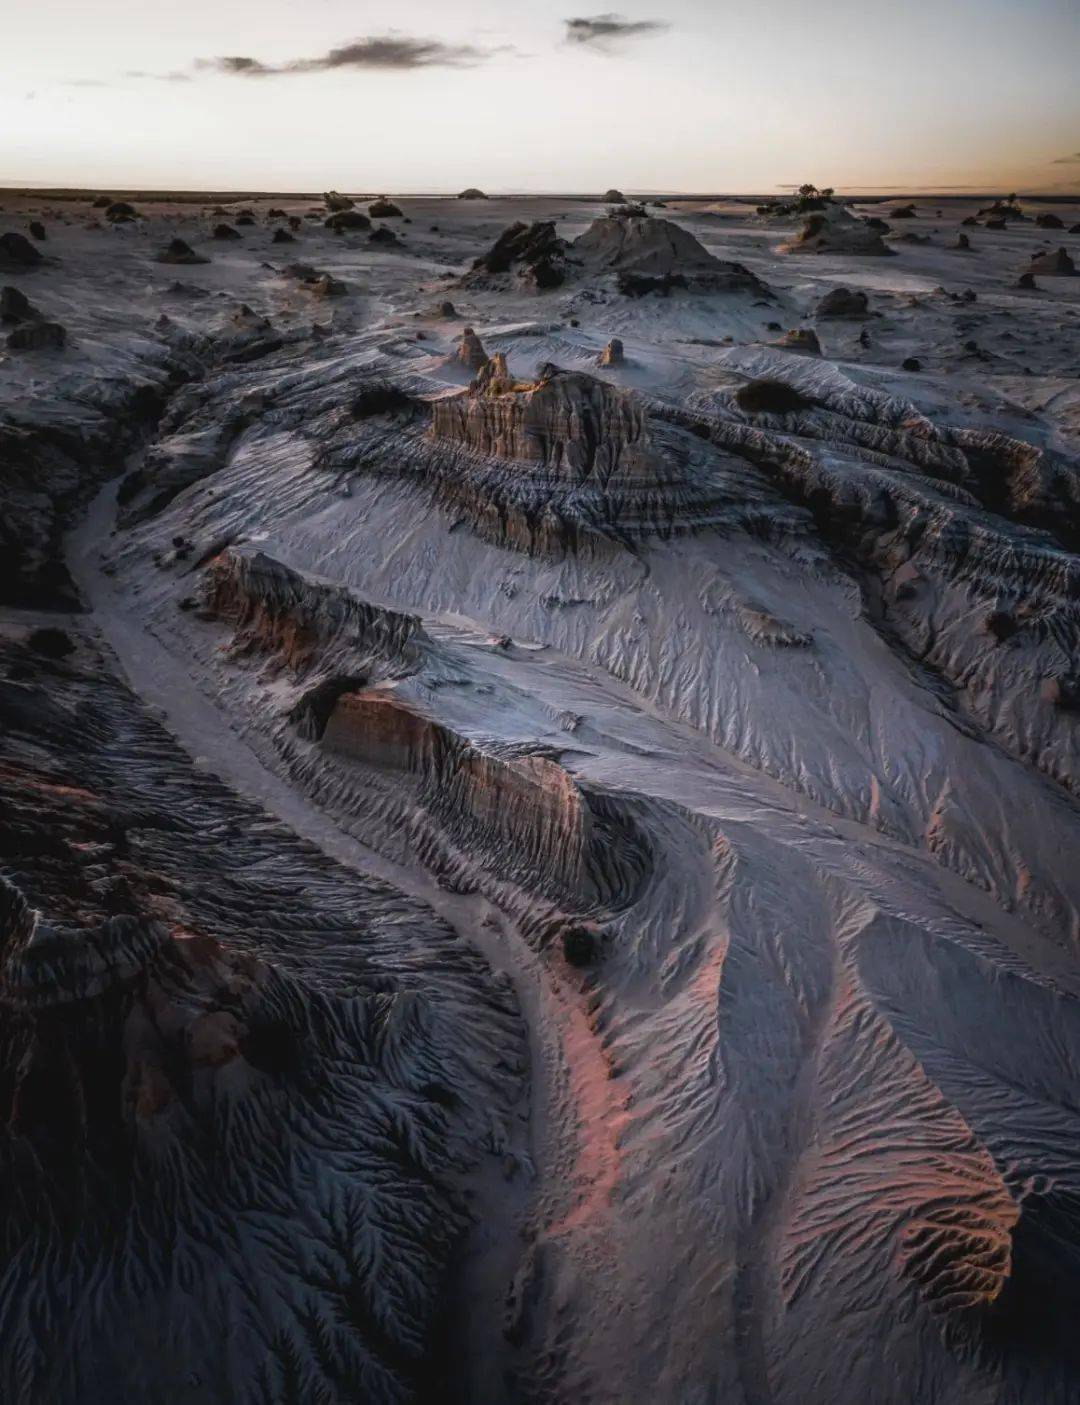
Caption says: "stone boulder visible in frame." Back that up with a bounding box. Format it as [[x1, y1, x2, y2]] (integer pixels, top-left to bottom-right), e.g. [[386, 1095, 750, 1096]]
[[156, 238, 209, 266], [0, 232, 44, 268], [816, 286, 869, 317], [325, 210, 371, 233]]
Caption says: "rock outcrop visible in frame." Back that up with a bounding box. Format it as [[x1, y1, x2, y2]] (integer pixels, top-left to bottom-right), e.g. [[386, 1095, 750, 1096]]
[[325, 209, 371, 233], [0, 232, 43, 268], [785, 206, 893, 256], [463, 221, 569, 290], [573, 215, 770, 294], [155, 238, 209, 266], [1029, 247, 1077, 276]]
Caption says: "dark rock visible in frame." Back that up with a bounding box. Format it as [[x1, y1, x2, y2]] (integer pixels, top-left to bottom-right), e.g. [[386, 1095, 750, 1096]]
[[599, 337, 624, 366], [323, 191, 354, 212], [468, 221, 568, 289], [28, 221, 46, 241], [890, 204, 917, 218], [7, 320, 66, 351], [91, 194, 113, 208], [212, 224, 241, 241], [236, 215, 256, 227], [0, 286, 34, 322], [369, 226, 398, 245], [0, 232, 44, 267], [735, 379, 813, 414], [457, 188, 488, 200], [26, 627, 75, 658], [1029, 247, 1077, 276], [288, 216, 302, 230], [369, 199, 403, 218], [902, 357, 922, 371], [325, 210, 371, 233], [272, 229, 296, 244], [156, 238, 209, 266], [603, 189, 626, 203], [955, 233, 971, 250], [1035, 213, 1064, 229], [817, 287, 869, 318], [105, 201, 137, 220]]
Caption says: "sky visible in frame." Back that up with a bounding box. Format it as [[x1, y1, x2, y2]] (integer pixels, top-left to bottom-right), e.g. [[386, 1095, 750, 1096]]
[[3, 0, 1079, 195]]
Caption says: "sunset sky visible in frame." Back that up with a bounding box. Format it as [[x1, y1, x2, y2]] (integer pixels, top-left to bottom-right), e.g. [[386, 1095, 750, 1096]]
[[4, 0, 1079, 194]]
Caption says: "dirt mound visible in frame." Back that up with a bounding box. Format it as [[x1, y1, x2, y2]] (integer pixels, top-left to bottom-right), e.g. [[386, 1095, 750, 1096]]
[[573, 215, 770, 295], [786, 206, 893, 256]]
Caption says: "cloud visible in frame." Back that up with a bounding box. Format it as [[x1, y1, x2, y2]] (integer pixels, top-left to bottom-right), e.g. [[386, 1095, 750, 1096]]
[[1051, 151, 1080, 165], [564, 13, 668, 50], [125, 69, 192, 83], [198, 33, 499, 77]]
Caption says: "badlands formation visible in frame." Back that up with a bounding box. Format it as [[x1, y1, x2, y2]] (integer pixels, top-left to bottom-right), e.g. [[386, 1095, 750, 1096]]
[[1, 187, 1080, 1404]]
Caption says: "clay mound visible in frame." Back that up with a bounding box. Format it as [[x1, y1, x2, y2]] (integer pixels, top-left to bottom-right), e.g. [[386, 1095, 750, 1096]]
[[817, 286, 870, 317], [573, 215, 769, 295], [574, 215, 718, 274], [457, 187, 488, 200], [155, 238, 209, 266], [0, 232, 43, 268], [463, 220, 569, 290], [786, 206, 893, 256], [368, 199, 403, 218], [1029, 247, 1077, 276], [324, 209, 371, 233]]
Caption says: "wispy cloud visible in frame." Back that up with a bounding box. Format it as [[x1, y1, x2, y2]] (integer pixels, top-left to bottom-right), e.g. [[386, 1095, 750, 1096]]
[[125, 69, 192, 83], [1051, 151, 1080, 165], [197, 33, 500, 77], [564, 13, 669, 50]]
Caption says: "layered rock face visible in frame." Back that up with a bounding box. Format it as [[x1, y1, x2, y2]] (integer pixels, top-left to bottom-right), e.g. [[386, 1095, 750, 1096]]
[[431, 361, 666, 486]]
